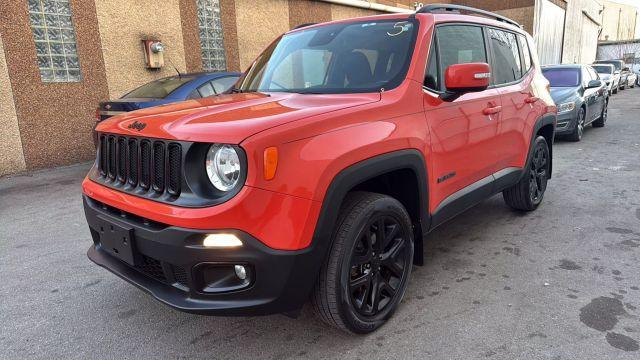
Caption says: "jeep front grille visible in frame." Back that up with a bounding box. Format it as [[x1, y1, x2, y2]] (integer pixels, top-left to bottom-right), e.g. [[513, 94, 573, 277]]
[[98, 134, 182, 197]]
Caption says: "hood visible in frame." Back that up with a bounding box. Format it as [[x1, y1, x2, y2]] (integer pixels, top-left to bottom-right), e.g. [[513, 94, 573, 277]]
[[599, 74, 611, 81], [95, 92, 380, 143], [549, 87, 580, 104]]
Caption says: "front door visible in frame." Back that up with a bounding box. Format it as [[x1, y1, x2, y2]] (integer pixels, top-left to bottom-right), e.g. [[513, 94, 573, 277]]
[[423, 24, 500, 213]]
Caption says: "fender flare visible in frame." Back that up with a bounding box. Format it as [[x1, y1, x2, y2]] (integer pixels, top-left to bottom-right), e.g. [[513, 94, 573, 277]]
[[525, 112, 556, 179], [310, 149, 430, 265]]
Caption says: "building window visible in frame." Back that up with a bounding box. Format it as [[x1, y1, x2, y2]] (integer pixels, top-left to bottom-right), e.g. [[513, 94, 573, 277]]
[[28, 0, 81, 82], [197, 0, 227, 71]]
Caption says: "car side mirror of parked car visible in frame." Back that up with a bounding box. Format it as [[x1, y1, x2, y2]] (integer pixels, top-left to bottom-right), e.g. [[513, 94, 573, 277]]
[[587, 80, 602, 89], [615, 70, 621, 75], [441, 63, 491, 102], [623, 67, 630, 72]]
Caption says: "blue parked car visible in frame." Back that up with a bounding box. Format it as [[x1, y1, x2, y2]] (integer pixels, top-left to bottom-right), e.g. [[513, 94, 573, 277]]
[[96, 72, 241, 121]]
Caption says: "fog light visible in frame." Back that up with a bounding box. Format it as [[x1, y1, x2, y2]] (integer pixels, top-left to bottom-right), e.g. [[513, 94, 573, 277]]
[[203, 234, 243, 248], [234, 265, 247, 280]]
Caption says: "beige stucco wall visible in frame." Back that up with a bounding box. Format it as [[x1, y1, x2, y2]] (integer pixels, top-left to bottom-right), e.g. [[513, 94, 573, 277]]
[[330, 4, 380, 20], [600, 0, 638, 41], [0, 33, 26, 176], [235, 0, 290, 71], [94, 0, 187, 99]]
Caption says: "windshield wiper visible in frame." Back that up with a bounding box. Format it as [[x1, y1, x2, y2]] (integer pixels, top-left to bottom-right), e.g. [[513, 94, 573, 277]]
[[229, 88, 271, 96]]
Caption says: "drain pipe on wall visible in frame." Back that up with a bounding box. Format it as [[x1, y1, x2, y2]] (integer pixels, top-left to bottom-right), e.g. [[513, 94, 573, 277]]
[[317, 0, 413, 14]]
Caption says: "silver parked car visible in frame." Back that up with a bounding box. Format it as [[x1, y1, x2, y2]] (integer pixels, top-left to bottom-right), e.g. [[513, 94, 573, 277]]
[[592, 64, 619, 95]]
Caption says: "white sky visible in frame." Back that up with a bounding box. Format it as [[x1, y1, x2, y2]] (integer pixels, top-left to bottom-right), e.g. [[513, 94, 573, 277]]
[[606, 0, 640, 8]]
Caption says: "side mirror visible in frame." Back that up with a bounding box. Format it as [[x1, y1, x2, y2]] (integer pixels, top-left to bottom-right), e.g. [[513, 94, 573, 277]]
[[615, 70, 621, 75], [441, 62, 491, 101], [587, 80, 602, 89], [623, 67, 630, 72]]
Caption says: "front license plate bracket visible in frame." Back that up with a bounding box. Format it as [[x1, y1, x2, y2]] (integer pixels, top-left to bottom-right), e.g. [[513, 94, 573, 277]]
[[96, 215, 137, 266]]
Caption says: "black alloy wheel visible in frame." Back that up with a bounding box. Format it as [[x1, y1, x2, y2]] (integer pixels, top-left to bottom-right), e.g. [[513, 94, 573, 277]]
[[349, 215, 409, 317], [312, 192, 413, 333], [528, 142, 548, 205], [503, 136, 550, 211]]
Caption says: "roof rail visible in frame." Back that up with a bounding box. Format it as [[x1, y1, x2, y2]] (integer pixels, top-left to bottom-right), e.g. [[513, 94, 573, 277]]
[[415, 4, 522, 28]]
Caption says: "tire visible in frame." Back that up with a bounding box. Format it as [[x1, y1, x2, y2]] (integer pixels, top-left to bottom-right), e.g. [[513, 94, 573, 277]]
[[613, 84, 618, 94], [312, 191, 414, 334], [593, 101, 607, 128], [503, 136, 550, 211], [567, 107, 585, 142]]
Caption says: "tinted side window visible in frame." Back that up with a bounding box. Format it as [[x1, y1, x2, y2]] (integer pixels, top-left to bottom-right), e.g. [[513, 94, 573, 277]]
[[436, 25, 487, 91], [489, 28, 522, 84], [198, 82, 216, 97], [518, 34, 532, 72], [211, 76, 239, 94]]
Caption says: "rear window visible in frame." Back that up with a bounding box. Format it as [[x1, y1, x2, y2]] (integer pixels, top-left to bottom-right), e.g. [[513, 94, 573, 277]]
[[124, 77, 193, 99], [542, 68, 580, 87], [518, 34, 532, 72], [592, 65, 613, 74], [488, 28, 522, 84]]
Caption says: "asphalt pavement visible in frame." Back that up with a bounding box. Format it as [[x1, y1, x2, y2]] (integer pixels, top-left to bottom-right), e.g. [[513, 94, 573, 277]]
[[2, 88, 640, 359]]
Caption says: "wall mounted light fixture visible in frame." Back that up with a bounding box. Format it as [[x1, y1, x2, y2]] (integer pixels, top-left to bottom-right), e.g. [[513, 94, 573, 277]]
[[142, 39, 165, 69]]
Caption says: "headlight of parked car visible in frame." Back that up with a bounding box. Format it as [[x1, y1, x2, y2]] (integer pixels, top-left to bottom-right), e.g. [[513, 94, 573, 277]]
[[557, 102, 575, 114], [205, 144, 242, 191]]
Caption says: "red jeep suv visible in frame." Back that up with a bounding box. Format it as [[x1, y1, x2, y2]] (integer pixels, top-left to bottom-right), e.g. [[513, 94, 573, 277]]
[[83, 5, 556, 333]]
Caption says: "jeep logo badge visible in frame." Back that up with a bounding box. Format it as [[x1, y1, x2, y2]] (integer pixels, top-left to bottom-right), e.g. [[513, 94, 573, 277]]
[[127, 121, 147, 131]]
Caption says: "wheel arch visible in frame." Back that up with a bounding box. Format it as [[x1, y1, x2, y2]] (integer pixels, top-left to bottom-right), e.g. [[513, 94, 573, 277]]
[[311, 150, 429, 267], [529, 113, 556, 179]]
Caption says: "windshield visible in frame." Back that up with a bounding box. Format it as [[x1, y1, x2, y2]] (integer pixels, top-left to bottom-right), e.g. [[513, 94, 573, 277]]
[[124, 76, 193, 99], [238, 19, 417, 94], [592, 65, 613, 74], [542, 68, 580, 87], [595, 60, 622, 71]]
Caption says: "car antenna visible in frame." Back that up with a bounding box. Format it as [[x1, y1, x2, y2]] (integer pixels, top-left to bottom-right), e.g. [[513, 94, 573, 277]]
[[166, 56, 183, 77]]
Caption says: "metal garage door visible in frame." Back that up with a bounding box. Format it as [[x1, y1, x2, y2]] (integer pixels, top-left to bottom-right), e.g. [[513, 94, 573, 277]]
[[580, 15, 600, 64], [534, 0, 566, 65]]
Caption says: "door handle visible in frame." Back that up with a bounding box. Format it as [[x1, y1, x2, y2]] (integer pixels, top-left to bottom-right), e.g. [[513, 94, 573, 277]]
[[483, 105, 502, 115], [524, 96, 539, 104]]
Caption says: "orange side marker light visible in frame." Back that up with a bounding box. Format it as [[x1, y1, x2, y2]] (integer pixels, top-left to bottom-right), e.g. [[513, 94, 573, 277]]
[[263, 147, 278, 180]]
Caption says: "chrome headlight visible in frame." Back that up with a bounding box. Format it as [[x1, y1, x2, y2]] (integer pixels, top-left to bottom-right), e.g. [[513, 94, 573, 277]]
[[205, 144, 242, 191], [557, 102, 575, 114]]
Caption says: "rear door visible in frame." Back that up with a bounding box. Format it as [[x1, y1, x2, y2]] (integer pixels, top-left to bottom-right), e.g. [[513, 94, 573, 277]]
[[487, 27, 537, 172], [582, 66, 600, 122], [423, 24, 500, 212]]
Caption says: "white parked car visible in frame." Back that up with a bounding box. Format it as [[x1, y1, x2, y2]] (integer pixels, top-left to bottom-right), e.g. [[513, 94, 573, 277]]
[[626, 70, 637, 88], [592, 63, 620, 94]]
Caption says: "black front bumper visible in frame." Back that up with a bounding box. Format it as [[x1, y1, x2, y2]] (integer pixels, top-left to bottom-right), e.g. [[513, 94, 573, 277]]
[[84, 196, 322, 316], [554, 111, 576, 135]]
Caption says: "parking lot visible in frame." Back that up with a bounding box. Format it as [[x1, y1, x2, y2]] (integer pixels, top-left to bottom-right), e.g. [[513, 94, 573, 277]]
[[1, 88, 639, 359]]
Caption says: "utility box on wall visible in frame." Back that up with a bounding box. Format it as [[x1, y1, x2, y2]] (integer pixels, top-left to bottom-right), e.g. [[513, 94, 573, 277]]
[[141, 39, 164, 69]]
